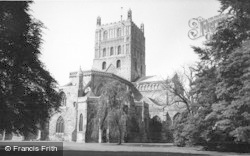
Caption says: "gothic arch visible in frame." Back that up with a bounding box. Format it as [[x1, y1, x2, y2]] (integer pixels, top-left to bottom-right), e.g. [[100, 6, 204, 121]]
[[60, 92, 66, 106], [95, 83, 104, 96], [56, 116, 64, 133]]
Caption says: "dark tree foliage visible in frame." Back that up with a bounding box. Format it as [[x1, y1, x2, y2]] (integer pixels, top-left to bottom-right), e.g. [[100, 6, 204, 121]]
[[199, 0, 250, 151], [162, 113, 174, 143], [149, 116, 162, 142], [173, 0, 250, 152], [0, 2, 61, 139]]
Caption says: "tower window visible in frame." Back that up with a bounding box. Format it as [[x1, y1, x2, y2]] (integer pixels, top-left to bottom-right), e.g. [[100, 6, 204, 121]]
[[110, 47, 114, 56], [116, 60, 121, 68], [79, 114, 83, 131], [102, 62, 106, 70], [103, 31, 108, 40], [56, 116, 64, 133], [103, 48, 106, 57], [117, 28, 121, 37], [118, 46, 121, 55]]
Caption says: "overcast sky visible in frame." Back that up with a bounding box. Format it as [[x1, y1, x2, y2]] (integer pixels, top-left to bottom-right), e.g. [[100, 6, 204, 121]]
[[30, 0, 221, 85]]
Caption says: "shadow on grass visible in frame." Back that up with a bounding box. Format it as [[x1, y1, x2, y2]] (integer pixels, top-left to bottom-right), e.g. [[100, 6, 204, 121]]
[[63, 150, 210, 156]]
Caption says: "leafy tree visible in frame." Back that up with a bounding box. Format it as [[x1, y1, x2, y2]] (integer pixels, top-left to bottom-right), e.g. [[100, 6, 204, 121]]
[[92, 81, 133, 144], [0, 1, 61, 140], [186, 0, 250, 151], [172, 1, 250, 150], [162, 112, 174, 143]]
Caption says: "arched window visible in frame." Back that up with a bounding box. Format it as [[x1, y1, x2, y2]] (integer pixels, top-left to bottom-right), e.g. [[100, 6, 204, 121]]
[[117, 28, 121, 37], [102, 62, 106, 70], [110, 47, 114, 56], [116, 60, 121, 68], [56, 116, 64, 133], [60, 92, 66, 106], [79, 114, 83, 131], [156, 84, 159, 90], [103, 31, 108, 40], [103, 48, 106, 57], [117, 46, 121, 55]]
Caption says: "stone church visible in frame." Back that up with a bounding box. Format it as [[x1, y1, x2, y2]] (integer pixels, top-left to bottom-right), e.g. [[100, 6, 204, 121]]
[[47, 9, 179, 143], [0, 9, 180, 142]]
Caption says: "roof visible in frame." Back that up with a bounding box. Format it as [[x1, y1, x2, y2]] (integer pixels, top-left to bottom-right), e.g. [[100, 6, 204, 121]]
[[136, 75, 165, 83], [105, 64, 116, 74], [63, 82, 73, 87], [143, 96, 162, 106]]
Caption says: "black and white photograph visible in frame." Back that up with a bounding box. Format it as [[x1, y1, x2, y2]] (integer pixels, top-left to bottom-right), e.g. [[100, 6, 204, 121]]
[[0, 0, 250, 156]]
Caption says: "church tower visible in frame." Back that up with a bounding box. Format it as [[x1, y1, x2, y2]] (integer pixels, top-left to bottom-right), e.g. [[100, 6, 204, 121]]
[[92, 9, 146, 82]]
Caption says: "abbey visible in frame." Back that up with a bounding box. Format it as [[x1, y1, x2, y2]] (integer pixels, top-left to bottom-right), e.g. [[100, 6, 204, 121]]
[[0, 9, 181, 143], [45, 9, 180, 143], [46, 9, 149, 142]]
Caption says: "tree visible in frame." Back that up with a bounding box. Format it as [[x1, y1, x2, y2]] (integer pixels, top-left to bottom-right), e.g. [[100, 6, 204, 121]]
[[164, 66, 197, 114], [161, 66, 202, 146], [189, 0, 250, 151], [92, 81, 133, 144], [0, 2, 61, 140], [149, 116, 162, 142]]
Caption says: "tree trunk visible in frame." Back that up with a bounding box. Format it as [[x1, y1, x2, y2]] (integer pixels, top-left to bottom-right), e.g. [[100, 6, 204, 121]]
[[106, 126, 109, 143], [118, 128, 122, 145], [98, 118, 102, 143]]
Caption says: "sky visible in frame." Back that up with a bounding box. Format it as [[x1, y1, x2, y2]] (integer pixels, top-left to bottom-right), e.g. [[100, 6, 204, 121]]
[[30, 0, 221, 86]]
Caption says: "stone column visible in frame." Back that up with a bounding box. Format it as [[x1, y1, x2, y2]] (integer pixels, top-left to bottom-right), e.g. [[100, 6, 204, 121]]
[[142, 102, 144, 122], [98, 118, 102, 143], [36, 130, 41, 140], [106, 124, 109, 143], [2, 130, 5, 141]]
